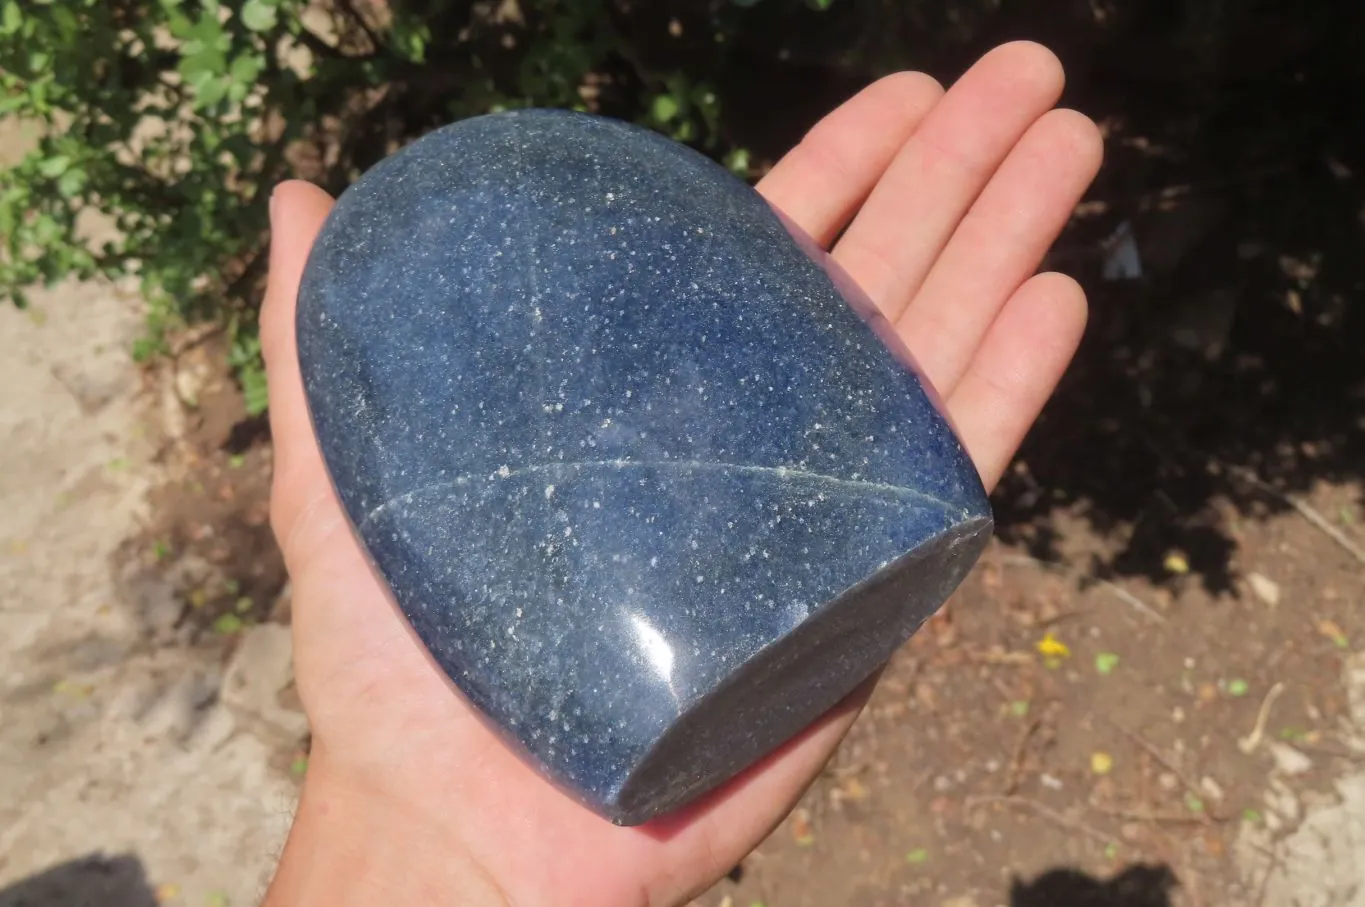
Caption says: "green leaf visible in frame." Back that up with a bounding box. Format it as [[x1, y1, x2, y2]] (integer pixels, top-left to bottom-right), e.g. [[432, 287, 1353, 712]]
[[50, 5, 77, 37], [181, 48, 226, 81], [37, 155, 71, 178], [388, 18, 430, 63], [1228, 678, 1249, 697], [905, 848, 929, 865], [57, 167, 87, 198], [1095, 652, 1120, 675], [724, 147, 751, 177], [229, 53, 265, 87], [240, 0, 278, 32], [1, 0, 21, 35], [238, 356, 269, 416], [213, 613, 244, 634], [651, 93, 680, 123], [195, 75, 229, 110]]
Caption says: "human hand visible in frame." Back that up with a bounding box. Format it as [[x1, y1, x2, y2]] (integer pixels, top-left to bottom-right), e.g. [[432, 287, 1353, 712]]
[[260, 40, 1101, 907]]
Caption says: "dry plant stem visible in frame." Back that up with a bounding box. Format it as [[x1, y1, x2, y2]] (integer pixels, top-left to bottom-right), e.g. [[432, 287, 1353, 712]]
[[1106, 718, 1220, 822], [1003, 718, 1041, 796], [1089, 804, 1218, 824], [965, 795, 1112, 846], [1000, 554, 1167, 624], [1229, 466, 1365, 565], [1238, 682, 1287, 754]]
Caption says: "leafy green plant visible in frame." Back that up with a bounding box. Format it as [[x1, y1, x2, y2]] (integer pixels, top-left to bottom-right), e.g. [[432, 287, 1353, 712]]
[[0, 0, 836, 412], [0, 0, 317, 406]]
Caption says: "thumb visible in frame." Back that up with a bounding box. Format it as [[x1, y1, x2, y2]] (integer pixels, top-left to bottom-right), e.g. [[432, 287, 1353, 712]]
[[261, 180, 343, 571]]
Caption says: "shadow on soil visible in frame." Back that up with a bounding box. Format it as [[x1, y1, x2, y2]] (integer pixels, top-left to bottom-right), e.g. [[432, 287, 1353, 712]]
[[696, 0, 1365, 596], [1010, 863, 1179, 907], [0, 854, 157, 907], [985, 0, 1365, 595]]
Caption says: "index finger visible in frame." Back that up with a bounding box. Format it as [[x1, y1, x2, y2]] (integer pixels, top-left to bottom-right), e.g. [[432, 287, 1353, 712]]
[[756, 71, 944, 249]]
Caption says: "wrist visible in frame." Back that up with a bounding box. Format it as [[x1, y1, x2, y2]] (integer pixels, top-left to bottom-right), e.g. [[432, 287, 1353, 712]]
[[262, 745, 510, 907]]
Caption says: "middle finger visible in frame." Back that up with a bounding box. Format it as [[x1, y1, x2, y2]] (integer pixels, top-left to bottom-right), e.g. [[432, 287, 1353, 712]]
[[830, 41, 1065, 324]]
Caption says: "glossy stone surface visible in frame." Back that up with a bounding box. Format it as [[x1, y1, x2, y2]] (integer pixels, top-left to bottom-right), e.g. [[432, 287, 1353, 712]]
[[296, 109, 992, 825]]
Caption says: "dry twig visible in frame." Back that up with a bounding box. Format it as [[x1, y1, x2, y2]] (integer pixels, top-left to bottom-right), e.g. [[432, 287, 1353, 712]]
[[1089, 803, 1223, 824], [1003, 718, 1041, 796], [1001, 554, 1167, 625], [1238, 681, 1287, 754], [1229, 466, 1365, 565], [1106, 718, 1221, 821], [966, 795, 1112, 845]]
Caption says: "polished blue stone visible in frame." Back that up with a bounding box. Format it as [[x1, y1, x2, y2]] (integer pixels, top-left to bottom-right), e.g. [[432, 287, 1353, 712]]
[[296, 108, 992, 825]]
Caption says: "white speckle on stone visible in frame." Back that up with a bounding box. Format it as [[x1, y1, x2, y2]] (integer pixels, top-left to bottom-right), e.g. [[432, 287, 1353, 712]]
[[544, 484, 555, 499]]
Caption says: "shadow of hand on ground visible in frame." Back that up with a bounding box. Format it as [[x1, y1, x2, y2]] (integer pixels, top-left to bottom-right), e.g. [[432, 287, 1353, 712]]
[[1010, 863, 1178, 907], [0, 853, 157, 907]]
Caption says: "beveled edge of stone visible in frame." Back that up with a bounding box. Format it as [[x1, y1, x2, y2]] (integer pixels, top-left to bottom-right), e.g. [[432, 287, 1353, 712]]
[[603, 514, 994, 825]]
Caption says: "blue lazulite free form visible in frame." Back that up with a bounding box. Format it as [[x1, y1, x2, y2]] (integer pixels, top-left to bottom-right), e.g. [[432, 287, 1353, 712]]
[[296, 109, 992, 825]]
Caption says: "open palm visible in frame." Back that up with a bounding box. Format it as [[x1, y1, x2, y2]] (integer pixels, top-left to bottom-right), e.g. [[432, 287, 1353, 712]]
[[260, 41, 1101, 907]]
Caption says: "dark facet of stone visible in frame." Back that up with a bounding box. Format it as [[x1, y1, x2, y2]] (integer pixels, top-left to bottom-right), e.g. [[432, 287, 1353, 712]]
[[296, 108, 993, 825]]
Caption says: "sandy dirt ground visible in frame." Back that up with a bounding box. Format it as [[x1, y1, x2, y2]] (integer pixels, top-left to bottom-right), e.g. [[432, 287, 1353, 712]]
[[0, 277, 302, 907]]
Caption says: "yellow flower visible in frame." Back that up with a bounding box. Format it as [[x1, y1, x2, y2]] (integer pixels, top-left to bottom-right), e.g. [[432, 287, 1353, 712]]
[[1036, 632, 1071, 659], [1091, 751, 1114, 775]]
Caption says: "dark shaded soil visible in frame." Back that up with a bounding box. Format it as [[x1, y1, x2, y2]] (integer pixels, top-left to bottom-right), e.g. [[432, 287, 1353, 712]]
[[115, 335, 284, 645]]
